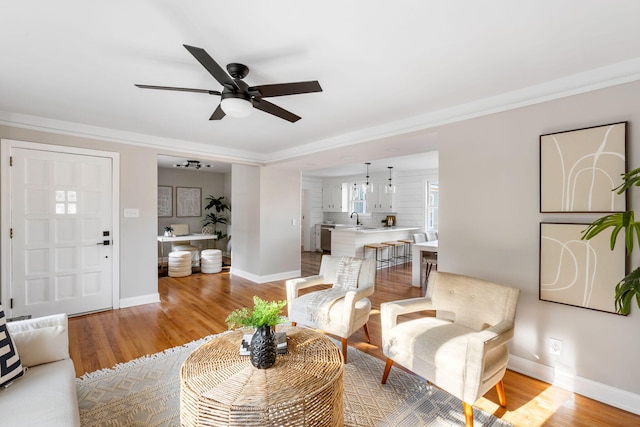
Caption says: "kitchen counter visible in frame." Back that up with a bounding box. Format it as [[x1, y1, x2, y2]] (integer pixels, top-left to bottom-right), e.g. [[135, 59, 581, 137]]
[[330, 226, 419, 258], [334, 226, 418, 233]]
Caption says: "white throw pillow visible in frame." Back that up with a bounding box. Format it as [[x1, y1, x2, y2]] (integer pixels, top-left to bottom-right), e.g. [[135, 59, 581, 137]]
[[10, 326, 69, 367]]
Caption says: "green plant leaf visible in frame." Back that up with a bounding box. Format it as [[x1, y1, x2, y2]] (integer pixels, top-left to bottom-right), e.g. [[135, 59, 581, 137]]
[[204, 195, 231, 213], [613, 167, 640, 194], [615, 267, 640, 315], [225, 296, 287, 329], [581, 211, 640, 255]]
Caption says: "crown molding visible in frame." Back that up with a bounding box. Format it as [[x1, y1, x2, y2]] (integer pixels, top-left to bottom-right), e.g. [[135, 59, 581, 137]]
[[0, 111, 267, 165], [264, 58, 640, 164]]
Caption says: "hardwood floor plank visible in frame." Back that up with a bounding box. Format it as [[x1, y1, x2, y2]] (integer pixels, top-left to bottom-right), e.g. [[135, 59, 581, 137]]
[[68, 252, 639, 426]]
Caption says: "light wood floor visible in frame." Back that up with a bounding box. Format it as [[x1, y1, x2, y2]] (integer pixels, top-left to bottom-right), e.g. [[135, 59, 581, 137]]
[[68, 252, 638, 427]]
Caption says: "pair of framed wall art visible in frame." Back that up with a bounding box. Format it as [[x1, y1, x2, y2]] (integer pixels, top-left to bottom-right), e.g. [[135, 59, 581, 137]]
[[157, 186, 202, 218], [539, 121, 627, 314]]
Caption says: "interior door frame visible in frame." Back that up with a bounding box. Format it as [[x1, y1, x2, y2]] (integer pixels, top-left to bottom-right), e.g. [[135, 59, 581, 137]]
[[0, 139, 121, 315]]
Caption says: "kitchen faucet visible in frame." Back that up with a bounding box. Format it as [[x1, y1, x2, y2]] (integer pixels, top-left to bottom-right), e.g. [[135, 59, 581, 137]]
[[350, 212, 361, 225]]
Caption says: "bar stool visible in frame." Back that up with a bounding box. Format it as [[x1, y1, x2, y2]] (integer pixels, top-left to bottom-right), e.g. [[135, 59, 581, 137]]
[[364, 243, 390, 271], [381, 241, 404, 267], [397, 239, 413, 264]]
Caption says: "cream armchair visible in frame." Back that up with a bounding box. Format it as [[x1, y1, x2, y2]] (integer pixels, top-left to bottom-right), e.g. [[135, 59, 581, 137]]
[[286, 255, 376, 363], [380, 271, 520, 427]]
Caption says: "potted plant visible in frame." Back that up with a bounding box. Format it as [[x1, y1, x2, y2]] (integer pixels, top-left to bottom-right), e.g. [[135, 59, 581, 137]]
[[226, 296, 287, 369], [163, 225, 173, 237], [581, 167, 640, 315], [202, 195, 231, 247]]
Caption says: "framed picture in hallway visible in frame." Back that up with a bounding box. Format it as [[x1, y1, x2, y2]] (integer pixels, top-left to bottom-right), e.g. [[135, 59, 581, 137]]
[[540, 122, 627, 213], [539, 222, 625, 314], [176, 187, 201, 217], [157, 186, 172, 217]]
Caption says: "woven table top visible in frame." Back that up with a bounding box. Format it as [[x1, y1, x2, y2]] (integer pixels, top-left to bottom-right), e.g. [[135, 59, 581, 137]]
[[180, 327, 344, 426]]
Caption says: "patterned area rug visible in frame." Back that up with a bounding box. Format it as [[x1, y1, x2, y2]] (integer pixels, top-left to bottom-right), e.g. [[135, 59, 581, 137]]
[[77, 333, 512, 427]]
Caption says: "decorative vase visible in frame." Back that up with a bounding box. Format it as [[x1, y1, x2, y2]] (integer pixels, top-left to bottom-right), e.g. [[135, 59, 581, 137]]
[[250, 325, 277, 369]]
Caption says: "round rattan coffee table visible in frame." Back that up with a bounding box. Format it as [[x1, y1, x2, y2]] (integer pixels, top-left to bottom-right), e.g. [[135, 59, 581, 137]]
[[180, 327, 344, 426]]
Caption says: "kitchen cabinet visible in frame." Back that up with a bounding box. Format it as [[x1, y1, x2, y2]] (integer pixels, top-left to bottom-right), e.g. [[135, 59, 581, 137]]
[[322, 183, 347, 212], [368, 183, 395, 212]]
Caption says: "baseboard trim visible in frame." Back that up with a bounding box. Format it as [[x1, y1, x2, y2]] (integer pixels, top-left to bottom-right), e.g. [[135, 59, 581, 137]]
[[230, 268, 301, 284], [119, 293, 160, 309], [508, 355, 640, 416]]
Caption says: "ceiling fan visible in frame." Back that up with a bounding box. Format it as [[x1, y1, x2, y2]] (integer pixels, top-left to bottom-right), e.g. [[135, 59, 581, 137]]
[[135, 44, 322, 123]]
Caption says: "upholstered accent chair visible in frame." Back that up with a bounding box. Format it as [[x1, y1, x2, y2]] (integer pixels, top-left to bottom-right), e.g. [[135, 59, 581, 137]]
[[285, 255, 376, 363], [380, 271, 520, 427]]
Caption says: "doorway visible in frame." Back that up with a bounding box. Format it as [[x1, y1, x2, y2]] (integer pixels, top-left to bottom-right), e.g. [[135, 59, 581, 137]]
[[1, 140, 120, 318]]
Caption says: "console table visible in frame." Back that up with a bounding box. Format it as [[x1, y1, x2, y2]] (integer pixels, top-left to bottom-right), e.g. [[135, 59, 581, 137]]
[[157, 234, 217, 271], [180, 327, 344, 426]]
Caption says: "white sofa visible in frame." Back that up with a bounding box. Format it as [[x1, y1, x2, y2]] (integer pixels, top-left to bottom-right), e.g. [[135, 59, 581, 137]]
[[1, 313, 80, 426]]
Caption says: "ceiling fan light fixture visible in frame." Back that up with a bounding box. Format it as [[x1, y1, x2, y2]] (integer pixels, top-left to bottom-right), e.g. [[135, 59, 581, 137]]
[[220, 96, 253, 118]]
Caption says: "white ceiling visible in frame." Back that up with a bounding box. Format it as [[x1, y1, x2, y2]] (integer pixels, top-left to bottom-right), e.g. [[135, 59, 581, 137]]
[[2, 1, 640, 177]]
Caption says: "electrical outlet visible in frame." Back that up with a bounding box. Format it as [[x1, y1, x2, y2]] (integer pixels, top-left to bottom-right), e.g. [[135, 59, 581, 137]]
[[549, 337, 562, 356]]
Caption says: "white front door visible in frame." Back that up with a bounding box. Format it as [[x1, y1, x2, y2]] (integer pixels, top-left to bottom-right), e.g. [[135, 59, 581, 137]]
[[2, 141, 118, 317]]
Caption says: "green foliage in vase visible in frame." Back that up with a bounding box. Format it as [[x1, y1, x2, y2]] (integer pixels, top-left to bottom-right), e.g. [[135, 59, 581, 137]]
[[225, 296, 287, 329], [581, 167, 640, 314]]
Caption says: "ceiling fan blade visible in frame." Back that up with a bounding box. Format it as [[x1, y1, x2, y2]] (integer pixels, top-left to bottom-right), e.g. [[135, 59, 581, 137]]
[[209, 104, 225, 120], [135, 84, 221, 96], [250, 81, 322, 98], [183, 44, 238, 92], [252, 98, 301, 123]]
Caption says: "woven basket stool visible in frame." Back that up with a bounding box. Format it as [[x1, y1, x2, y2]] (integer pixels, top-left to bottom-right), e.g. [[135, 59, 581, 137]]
[[200, 249, 222, 274], [168, 251, 192, 277]]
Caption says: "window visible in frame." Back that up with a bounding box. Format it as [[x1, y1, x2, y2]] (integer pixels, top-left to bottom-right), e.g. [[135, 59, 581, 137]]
[[426, 182, 438, 231], [55, 190, 77, 215], [350, 183, 367, 214]]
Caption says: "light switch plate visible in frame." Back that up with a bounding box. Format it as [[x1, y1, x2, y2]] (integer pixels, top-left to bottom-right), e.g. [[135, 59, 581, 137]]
[[124, 208, 139, 218]]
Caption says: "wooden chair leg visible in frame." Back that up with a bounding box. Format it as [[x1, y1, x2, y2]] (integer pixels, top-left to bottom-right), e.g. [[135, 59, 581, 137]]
[[381, 358, 394, 384], [463, 402, 474, 427], [495, 380, 507, 407], [341, 338, 348, 364], [362, 323, 371, 343]]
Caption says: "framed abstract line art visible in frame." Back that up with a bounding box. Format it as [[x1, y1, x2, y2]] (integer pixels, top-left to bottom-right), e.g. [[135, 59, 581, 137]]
[[157, 186, 172, 217], [539, 223, 626, 314], [176, 187, 201, 217], [540, 121, 627, 213]]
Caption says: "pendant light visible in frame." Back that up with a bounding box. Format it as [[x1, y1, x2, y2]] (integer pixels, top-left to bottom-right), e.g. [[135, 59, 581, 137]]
[[361, 162, 373, 193], [385, 166, 396, 194]]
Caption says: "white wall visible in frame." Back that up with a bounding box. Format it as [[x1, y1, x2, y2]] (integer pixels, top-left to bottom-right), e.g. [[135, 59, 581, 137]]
[[438, 80, 640, 412], [231, 164, 301, 282], [259, 167, 301, 278], [231, 164, 261, 276]]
